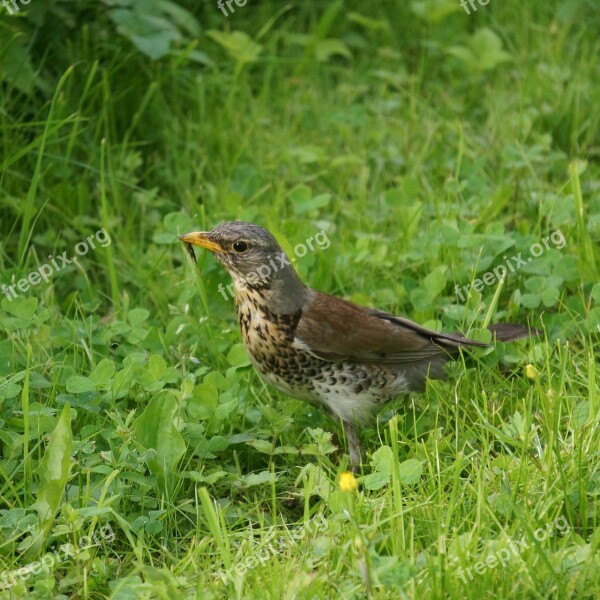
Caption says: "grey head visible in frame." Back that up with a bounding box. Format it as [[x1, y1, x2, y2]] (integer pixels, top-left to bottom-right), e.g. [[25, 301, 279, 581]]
[[179, 221, 310, 314]]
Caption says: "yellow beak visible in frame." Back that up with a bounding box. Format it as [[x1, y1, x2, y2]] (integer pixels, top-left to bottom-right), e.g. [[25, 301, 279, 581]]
[[178, 231, 224, 253]]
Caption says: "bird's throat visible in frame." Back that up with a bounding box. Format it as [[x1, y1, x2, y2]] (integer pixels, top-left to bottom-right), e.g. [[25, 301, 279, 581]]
[[230, 263, 308, 316]]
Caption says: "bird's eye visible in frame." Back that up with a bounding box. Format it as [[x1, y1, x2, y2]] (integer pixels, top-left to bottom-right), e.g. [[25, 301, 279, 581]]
[[232, 241, 248, 253]]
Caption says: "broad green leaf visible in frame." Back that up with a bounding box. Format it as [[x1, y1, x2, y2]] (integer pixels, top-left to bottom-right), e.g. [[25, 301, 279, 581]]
[[0, 382, 21, 399], [134, 393, 186, 492], [208, 435, 228, 453], [447, 28, 513, 74], [541, 287, 560, 307], [292, 193, 331, 215], [206, 30, 262, 64], [243, 471, 276, 487], [66, 375, 96, 393], [273, 445, 299, 455], [364, 445, 394, 490], [227, 344, 250, 367], [28, 404, 73, 558], [128, 308, 150, 327], [148, 354, 167, 379], [145, 520, 163, 534], [188, 383, 219, 420], [159, 0, 202, 36], [109, 8, 181, 60], [163, 211, 195, 233], [397, 459, 423, 485], [0, 33, 37, 95], [29, 372, 52, 389], [203, 371, 228, 390], [363, 471, 390, 491], [424, 266, 448, 298], [520, 293, 541, 309], [246, 439, 274, 454], [3, 296, 38, 320], [371, 445, 394, 475], [288, 185, 312, 204], [215, 397, 238, 420], [90, 359, 116, 385], [153, 232, 179, 244]]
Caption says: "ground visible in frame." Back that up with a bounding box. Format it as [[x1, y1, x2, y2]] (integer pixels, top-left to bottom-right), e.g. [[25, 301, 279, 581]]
[[0, 1, 599, 598]]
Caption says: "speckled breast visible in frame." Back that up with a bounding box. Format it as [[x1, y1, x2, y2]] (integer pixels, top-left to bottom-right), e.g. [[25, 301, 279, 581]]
[[233, 288, 403, 423], [235, 289, 320, 400]]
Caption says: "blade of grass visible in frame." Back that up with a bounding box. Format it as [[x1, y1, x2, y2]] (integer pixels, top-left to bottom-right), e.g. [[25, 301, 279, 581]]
[[198, 486, 232, 573]]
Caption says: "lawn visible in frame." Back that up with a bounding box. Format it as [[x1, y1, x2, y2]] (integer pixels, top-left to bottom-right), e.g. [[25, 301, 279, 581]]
[[0, 1, 599, 598]]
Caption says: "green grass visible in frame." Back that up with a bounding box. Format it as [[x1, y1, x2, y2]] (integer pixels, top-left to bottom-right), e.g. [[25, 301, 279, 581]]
[[1, 0, 599, 598]]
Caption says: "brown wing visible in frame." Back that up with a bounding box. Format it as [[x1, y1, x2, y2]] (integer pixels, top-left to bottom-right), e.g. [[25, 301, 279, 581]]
[[294, 292, 489, 365]]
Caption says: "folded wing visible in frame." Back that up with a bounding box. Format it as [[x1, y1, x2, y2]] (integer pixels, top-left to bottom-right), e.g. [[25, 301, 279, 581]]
[[294, 292, 489, 365]]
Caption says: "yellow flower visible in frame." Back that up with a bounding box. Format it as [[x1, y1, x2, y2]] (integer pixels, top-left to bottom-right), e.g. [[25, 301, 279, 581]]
[[339, 471, 357, 492], [524, 364, 539, 380]]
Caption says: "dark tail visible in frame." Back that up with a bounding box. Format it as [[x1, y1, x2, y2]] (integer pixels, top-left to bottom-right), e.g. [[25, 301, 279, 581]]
[[370, 310, 539, 348], [487, 323, 539, 342], [434, 322, 539, 351]]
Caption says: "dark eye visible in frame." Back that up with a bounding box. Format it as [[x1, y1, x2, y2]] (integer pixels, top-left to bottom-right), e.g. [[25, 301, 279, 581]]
[[232, 241, 248, 253]]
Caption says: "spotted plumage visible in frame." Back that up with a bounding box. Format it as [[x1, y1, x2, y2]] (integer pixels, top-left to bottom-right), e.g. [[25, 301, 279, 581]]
[[180, 222, 536, 469]]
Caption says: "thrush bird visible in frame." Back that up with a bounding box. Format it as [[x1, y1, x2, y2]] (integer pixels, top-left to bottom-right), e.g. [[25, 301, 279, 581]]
[[180, 222, 535, 469]]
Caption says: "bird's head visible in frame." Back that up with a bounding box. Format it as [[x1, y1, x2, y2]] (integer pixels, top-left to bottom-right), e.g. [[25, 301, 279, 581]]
[[179, 221, 301, 294]]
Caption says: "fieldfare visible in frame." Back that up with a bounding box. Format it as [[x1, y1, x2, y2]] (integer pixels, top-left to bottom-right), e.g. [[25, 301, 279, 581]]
[[180, 222, 535, 469]]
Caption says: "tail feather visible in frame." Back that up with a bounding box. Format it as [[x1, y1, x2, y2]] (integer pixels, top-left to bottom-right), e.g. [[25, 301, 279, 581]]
[[437, 323, 539, 350], [487, 323, 539, 342]]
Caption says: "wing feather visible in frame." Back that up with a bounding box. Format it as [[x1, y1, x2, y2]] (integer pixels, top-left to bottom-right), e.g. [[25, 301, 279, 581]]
[[294, 292, 488, 365]]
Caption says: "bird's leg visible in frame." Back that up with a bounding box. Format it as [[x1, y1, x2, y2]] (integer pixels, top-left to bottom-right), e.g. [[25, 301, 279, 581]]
[[342, 420, 363, 473]]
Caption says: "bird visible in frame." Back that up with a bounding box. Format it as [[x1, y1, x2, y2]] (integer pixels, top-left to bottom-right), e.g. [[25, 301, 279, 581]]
[[179, 221, 536, 470]]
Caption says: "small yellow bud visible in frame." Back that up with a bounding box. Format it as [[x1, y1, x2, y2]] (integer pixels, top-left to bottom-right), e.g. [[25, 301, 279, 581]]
[[524, 364, 539, 380], [339, 471, 357, 492]]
